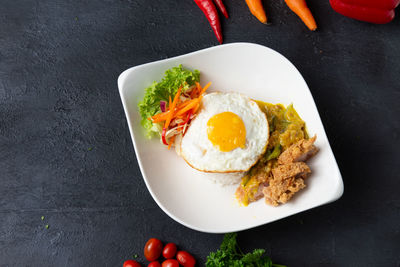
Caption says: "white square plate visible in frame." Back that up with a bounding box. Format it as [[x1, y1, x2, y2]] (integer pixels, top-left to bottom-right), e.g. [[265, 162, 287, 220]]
[[118, 43, 343, 233]]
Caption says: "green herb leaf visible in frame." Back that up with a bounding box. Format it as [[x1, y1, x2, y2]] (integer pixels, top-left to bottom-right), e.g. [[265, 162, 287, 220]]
[[206, 233, 285, 267], [41, 216, 45, 221]]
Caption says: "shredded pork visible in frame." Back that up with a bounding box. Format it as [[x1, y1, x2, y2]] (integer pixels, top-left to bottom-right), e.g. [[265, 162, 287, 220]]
[[263, 136, 318, 206]]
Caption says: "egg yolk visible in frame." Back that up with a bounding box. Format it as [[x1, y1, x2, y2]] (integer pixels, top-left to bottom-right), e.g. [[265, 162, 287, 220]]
[[207, 112, 246, 152]]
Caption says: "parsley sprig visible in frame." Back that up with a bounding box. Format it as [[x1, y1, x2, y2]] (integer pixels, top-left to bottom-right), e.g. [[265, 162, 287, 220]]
[[206, 233, 286, 267]]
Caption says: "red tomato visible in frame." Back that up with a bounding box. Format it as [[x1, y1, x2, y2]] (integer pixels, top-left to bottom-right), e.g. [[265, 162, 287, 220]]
[[148, 262, 161, 267], [161, 259, 179, 267], [176, 251, 196, 267], [123, 260, 141, 267], [162, 243, 177, 259], [144, 238, 163, 261]]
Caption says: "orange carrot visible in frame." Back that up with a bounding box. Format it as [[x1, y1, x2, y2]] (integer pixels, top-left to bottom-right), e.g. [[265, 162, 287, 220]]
[[285, 0, 317, 31], [149, 99, 199, 122], [176, 99, 200, 116], [195, 82, 202, 95], [178, 100, 193, 109], [245, 0, 267, 24], [168, 136, 175, 150], [192, 103, 200, 114], [200, 82, 211, 95], [150, 110, 171, 121], [165, 87, 182, 129], [148, 82, 210, 124]]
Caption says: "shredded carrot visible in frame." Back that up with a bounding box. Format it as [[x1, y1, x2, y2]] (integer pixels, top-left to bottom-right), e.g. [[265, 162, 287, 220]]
[[176, 99, 200, 116], [190, 87, 197, 98], [149, 82, 211, 129], [200, 82, 211, 95], [195, 82, 202, 95], [165, 87, 182, 129], [150, 110, 171, 120], [168, 135, 175, 150], [177, 99, 196, 109], [192, 103, 200, 114]]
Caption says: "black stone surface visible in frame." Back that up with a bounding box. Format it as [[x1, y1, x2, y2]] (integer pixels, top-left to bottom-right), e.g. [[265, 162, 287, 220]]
[[1, 0, 400, 266]]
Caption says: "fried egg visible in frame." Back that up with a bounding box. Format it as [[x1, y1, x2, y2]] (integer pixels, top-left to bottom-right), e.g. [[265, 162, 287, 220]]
[[180, 92, 269, 173]]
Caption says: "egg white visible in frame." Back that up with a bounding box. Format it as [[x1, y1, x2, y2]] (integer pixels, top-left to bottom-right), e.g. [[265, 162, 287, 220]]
[[180, 92, 269, 173]]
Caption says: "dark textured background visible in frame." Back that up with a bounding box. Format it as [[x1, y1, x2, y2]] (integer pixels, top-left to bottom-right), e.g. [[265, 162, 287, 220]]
[[1, 0, 400, 266]]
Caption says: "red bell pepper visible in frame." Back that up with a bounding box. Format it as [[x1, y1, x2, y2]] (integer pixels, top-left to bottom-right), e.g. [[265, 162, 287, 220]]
[[161, 127, 168, 146], [330, 0, 400, 24]]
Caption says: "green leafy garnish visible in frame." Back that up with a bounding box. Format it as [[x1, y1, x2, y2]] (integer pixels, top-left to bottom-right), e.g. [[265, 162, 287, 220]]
[[138, 65, 200, 138], [41, 216, 45, 221], [206, 233, 285, 267], [45, 224, 49, 229]]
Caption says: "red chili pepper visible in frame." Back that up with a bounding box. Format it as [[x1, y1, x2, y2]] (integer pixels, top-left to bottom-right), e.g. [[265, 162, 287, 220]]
[[330, 0, 400, 24], [194, 0, 223, 44], [213, 0, 229, 18], [161, 127, 168, 146]]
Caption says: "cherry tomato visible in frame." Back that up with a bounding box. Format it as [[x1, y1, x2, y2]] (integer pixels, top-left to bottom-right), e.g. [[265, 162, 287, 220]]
[[161, 259, 179, 267], [148, 262, 161, 267], [176, 251, 196, 267], [144, 238, 163, 261], [123, 260, 141, 267], [162, 243, 177, 259]]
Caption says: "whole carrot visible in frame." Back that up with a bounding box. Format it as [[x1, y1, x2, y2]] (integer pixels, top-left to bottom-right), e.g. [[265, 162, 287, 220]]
[[194, 0, 223, 43], [285, 0, 317, 30], [245, 0, 268, 24], [213, 0, 229, 18]]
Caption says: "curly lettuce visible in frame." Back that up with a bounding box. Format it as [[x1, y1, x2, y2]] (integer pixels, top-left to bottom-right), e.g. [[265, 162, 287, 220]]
[[138, 65, 200, 138]]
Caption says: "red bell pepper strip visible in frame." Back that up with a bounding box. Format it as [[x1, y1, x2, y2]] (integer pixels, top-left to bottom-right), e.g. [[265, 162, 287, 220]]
[[183, 111, 192, 126], [213, 0, 229, 18], [161, 127, 168, 146], [194, 0, 223, 44], [330, 0, 400, 24]]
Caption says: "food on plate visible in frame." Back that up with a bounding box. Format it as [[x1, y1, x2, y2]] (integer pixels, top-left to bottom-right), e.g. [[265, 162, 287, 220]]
[[139, 65, 209, 149], [139, 66, 318, 207], [206, 233, 285, 267], [180, 92, 269, 173], [285, 0, 317, 31], [235, 101, 318, 206]]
